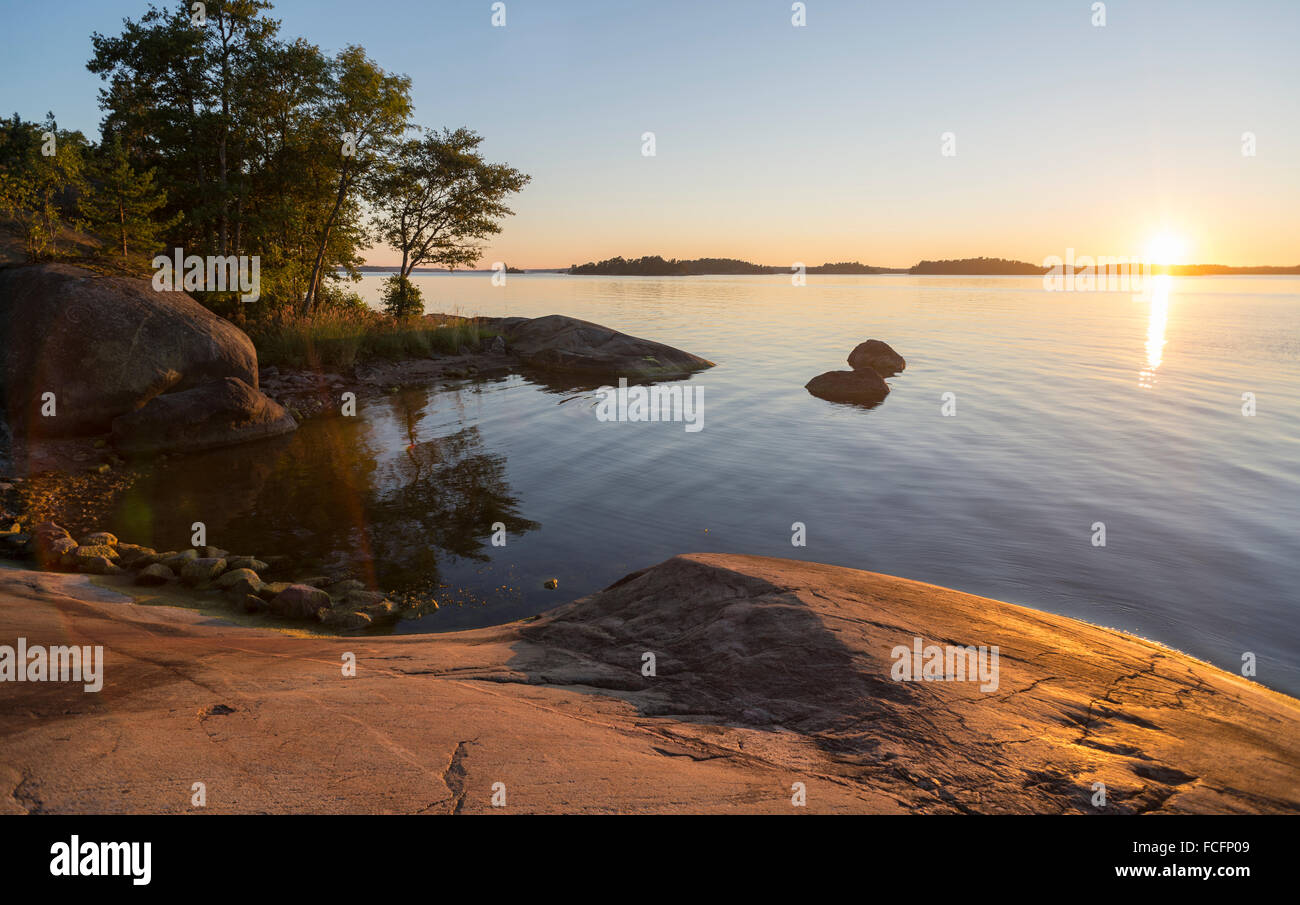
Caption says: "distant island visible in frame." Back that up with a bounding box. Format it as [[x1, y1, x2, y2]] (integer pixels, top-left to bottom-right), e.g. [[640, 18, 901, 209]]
[[566, 255, 1300, 277], [567, 256, 901, 276]]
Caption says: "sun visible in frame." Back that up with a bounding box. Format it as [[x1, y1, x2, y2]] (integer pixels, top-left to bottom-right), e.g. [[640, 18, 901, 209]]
[[1145, 233, 1188, 267]]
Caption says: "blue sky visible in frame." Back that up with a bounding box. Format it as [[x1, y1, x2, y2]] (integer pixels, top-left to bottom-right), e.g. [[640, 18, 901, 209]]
[[2, 0, 1297, 266]]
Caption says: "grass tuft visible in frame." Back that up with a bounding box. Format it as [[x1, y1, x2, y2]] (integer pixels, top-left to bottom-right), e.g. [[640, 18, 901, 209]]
[[249, 309, 496, 370]]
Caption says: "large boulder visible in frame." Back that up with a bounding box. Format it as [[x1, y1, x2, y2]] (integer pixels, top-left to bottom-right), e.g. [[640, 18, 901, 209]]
[[847, 339, 906, 375], [0, 264, 259, 436], [111, 377, 297, 455], [499, 315, 713, 378], [805, 369, 890, 405]]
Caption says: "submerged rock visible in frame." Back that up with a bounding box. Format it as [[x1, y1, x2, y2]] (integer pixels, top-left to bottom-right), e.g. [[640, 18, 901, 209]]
[[847, 339, 906, 375], [805, 369, 890, 405]]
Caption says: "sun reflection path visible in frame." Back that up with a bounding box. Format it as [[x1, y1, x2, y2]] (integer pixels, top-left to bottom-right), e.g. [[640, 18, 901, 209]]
[[1139, 275, 1170, 389]]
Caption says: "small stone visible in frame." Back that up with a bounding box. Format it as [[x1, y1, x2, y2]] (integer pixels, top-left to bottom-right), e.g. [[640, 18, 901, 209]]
[[116, 544, 158, 568], [0, 532, 30, 555], [88, 463, 110, 475], [81, 531, 118, 547], [360, 600, 400, 624], [34, 535, 77, 569], [215, 567, 260, 589], [258, 581, 292, 602], [239, 593, 268, 614], [135, 563, 174, 586], [318, 608, 373, 630], [70, 544, 119, 563], [227, 556, 268, 572], [180, 557, 227, 585], [78, 555, 122, 575], [327, 579, 366, 596], [269, 584, 332, 619], [160, 549, 199, 572]]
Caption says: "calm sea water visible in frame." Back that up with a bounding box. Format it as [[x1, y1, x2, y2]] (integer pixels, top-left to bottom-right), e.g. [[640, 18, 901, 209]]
[[107, 274, 1300, 695]]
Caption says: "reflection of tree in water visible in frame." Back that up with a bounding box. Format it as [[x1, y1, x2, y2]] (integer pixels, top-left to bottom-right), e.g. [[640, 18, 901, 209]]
[[173, 383, 539, 605], [367, 423, 539, 600]]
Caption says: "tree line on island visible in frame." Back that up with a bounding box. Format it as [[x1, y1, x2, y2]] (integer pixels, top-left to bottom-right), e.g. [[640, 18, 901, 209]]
[[567, 255, 1046, 276], [0, 0, 528, 327], [567, 255, 1299, 277]]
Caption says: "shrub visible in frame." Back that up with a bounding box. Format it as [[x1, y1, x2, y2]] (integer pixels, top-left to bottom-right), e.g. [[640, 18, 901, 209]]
[[381, 274, 423, 319]]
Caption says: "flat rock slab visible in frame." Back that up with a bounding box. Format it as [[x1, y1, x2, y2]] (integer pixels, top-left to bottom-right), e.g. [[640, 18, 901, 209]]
[[0, 555, 1296, 814], [499, 314, 714, 378]]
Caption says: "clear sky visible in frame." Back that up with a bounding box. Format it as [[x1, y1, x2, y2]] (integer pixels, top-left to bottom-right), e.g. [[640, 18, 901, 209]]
[[2, 0, 1297, 268]]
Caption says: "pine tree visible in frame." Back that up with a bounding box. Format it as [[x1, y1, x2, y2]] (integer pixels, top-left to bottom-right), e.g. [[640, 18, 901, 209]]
[[83, 136, 179, 260]]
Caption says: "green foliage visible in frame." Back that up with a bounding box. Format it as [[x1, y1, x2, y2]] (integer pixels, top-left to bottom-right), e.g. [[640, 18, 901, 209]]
[[81, 135, 179, 259], [371, 127, 530, 279], [0, 113, 90, 260], [249, 306, 496, 370], [85, 2, 416, 311], [380, 274, 424, 319], [4, 1, 528, 322]]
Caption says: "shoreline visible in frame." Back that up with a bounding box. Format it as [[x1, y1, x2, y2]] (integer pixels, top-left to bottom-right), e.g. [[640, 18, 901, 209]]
[[2, 554, 1296, 814]]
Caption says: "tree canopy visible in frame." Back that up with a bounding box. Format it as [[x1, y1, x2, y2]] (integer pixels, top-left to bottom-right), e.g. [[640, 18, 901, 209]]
[[1, 0, 528, 320]]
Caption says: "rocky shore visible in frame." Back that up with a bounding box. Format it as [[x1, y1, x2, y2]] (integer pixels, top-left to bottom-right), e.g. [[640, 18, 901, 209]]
[[0, 263, 716, 617], [2, 520, 403, 631], [1, 553, 1296, 814]]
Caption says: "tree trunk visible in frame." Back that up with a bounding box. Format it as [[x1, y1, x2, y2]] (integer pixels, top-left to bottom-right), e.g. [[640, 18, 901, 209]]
[[303, 175, 349, 316]]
